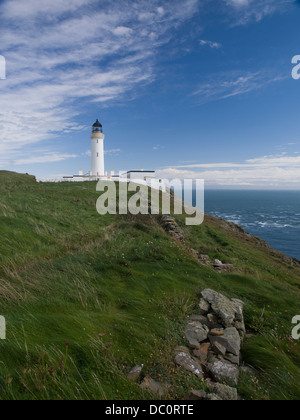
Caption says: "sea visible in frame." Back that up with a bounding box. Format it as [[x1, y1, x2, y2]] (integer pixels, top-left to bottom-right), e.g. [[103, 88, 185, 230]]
[[202, 190, 300, 260]]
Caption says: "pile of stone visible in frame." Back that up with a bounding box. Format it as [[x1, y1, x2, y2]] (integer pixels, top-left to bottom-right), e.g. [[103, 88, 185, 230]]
[[175, 289, 246, 400], [127, 289, 248, 400], [191, 250, 235, 273], [159, 215, 185, 241], [213, 259, 235, 273], [184, 383, 238, 401]]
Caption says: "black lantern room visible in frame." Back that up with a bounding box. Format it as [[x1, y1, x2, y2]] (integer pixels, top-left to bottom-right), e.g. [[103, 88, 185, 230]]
[[92, 119, 103, 133]]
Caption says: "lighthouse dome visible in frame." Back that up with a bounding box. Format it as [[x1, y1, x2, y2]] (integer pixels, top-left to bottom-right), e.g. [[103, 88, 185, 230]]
[[92, 119, 103, 133], [93, 119, 102, 128]]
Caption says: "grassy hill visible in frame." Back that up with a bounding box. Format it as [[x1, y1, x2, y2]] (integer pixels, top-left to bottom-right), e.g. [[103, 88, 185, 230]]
[[0, 171, 300, 400]]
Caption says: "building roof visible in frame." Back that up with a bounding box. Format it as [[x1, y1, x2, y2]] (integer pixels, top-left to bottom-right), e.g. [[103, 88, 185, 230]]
[[93, 119, 102, 128], [126, 170, 155, 173]]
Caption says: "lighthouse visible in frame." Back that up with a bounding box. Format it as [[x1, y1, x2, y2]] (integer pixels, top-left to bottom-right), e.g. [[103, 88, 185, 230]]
[[63, 117, 157, 183], [90, 119, 105, 177]]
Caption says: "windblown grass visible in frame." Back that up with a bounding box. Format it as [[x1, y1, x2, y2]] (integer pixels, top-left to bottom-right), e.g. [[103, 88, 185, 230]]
[[0, 171, 299, 400]]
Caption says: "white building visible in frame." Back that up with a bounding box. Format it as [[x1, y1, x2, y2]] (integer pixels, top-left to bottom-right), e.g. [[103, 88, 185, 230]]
[[90, 119, 105, 177], [123, 170, 156, 181], [63, 119, 157, 184]]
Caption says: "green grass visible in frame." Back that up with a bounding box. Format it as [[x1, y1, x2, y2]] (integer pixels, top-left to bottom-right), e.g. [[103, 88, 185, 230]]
[[0, 171, 300, 400]]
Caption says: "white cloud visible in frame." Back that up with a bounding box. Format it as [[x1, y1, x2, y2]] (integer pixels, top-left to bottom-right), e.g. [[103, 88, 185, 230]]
[[169, 154, 300, 169], [224, 0, 294, 25], [83, 148, 121, 157], [0, 0, 199, 164], [226, 0, 249, 6], [157, 154, 300, 188], [0, 152, 79, 167], [192, 71, 285, 102], [112, 26, 134, 36], [200, 40, 222, 49], [105, 149, 121, 155], [153, 144, 165, 151]]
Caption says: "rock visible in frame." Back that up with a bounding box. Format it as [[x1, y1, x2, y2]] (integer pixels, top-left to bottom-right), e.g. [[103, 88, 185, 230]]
[[210, 329, 225, 337], [140, 376, 170, 398], [235, 321, 246, 339], [127, 365, 143, 381], [231, 298, 245, 307], [201, 289, 245, 330], [185, 321, 209, 349], [209, 327, 241, 357], [207, 314, 219, 324], [212, 383, 238, 401], [159, 216, 185, 241], [218, 264, 235, 273], [189, 315, 210, 328], [198, 255, 211, 265], [190, 313, 222, 330], [206, 393, 223, 401], [174, 345, 190, 353], [212, 342, 227, 356], [199, 254, 210, 261], [174, 348, 204, 378], [224, 353, 240, 365], [184, 390, 207, 400], [162, 217, 175, 223], [212, 260, 235, 273], [232, 299, 244, 322], [232, 300, 246, 339], [209, 360, 239, 385], [205, 378, 213, 387], [207, 351, 218, 364], [199, 298, 210, 315], [193, 343, 211, 362]]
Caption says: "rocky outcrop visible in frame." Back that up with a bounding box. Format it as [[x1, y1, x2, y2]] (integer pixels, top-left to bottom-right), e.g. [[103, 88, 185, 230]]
[[191, 251, 236, 273], [209, 328, 241, 357], [211, 383, 238, 401], [174, 346, 204, 378], [213, 259, 235, 274], [175, 289, 246, 399], [127, 365, 143, 381], [201, 289, 245, 338], [129, 289, 247, 400], [210, 360, 239, 386], [159, 215, 185, 241], [184, 390, 207, 400], [185, 383, 238, 401], [185, 321, 209, 348]]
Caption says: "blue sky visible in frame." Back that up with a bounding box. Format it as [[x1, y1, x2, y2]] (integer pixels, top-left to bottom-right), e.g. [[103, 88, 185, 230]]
[[0, 0, 300, 188]]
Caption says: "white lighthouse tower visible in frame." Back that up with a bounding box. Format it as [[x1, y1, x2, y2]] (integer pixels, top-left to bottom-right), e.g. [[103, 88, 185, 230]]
[[90, 119, 105, 177]]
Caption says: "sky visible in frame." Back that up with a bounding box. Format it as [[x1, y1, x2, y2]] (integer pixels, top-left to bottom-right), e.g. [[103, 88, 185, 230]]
[[0, 0, 300, 188]]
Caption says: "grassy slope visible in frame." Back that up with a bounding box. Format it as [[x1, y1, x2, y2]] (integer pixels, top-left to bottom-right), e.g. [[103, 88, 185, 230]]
[[0, 171, 300, 400]]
